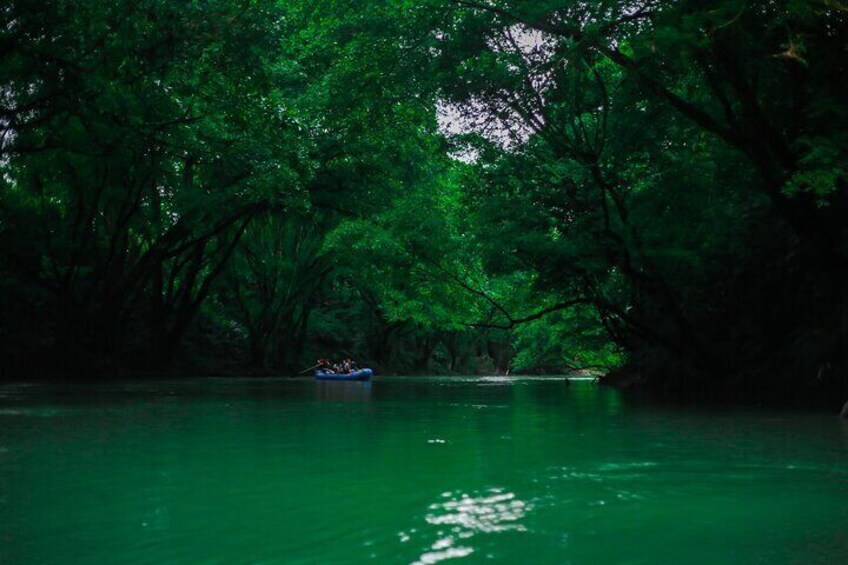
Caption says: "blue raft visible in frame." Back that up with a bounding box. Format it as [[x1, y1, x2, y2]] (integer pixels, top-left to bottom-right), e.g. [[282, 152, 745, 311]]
[[314, 368, 373, 381]]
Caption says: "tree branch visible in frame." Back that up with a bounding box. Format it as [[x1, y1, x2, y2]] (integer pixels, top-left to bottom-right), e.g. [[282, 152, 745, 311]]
[[469, 297, 590, 329]]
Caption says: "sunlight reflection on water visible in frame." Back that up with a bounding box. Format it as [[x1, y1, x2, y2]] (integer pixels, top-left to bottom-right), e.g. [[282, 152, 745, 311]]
[[406, 488, 532, 564]]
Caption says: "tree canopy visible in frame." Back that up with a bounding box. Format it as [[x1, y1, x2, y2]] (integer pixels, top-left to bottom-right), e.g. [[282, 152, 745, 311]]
[[1, 0, 846, 401]]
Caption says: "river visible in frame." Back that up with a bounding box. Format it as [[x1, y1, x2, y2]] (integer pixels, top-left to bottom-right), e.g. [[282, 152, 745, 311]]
[[1, 376, 846, 563]]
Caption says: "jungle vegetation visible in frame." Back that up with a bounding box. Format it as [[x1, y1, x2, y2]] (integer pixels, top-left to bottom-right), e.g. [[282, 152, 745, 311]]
[[1, 1, 846, 403]]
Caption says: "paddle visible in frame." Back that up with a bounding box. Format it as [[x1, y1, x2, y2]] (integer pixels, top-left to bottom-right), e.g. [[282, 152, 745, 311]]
[[299, 363, 322, 375]]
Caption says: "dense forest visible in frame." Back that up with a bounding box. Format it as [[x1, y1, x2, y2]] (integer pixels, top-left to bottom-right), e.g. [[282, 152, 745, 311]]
[[1, 1, 846, 402]]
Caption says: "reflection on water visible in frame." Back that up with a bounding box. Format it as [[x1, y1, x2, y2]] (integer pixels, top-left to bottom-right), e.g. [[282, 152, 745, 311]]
[[426, 489, 530, 534], [406, 488, 532, 564], [413, 541, 472, 565], [315, 380, 372, 402]]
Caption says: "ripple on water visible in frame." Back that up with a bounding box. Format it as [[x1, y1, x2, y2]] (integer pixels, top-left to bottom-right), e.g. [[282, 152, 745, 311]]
[[404, 488, 533, 564], [0, 408, 73, 418], [598, 462, 658, 472]]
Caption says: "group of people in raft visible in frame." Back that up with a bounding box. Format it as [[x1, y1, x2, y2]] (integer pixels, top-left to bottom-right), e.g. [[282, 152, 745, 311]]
[[316, 358, 360, 374]]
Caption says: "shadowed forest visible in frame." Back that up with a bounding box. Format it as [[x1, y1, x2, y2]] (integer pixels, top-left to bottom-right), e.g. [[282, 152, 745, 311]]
[[1, 1, 847, 404]]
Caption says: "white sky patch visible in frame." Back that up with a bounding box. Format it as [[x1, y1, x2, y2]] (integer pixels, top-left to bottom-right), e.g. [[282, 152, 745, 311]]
[[435, 24, 557, 160]]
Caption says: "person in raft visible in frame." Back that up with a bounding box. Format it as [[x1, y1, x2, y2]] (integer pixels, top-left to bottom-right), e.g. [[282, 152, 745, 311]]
[[316, 358, 360, 374]]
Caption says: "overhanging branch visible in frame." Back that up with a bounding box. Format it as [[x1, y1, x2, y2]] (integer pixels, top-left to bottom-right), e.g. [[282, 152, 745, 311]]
[[469, 297, 590, 329]]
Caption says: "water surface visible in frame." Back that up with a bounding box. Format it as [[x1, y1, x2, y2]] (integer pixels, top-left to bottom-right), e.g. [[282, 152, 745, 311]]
[[1, 376, 847, 563]]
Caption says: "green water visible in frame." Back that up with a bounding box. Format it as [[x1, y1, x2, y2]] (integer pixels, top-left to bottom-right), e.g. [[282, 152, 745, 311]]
[[1, 377, 847, 564]]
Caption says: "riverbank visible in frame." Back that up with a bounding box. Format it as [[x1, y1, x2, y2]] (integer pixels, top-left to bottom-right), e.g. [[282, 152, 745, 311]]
[[599, 364, 848, 414]]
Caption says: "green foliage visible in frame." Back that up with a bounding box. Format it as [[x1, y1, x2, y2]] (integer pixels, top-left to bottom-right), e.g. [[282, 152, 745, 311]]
[[784, 137, 847, 205], [512, 308, 624, 374], [2, 0, 847, 399], [1, 0, 307, 373]]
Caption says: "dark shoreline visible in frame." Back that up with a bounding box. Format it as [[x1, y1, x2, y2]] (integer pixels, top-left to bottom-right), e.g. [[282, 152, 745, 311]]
[[2, 364, 846, 415]]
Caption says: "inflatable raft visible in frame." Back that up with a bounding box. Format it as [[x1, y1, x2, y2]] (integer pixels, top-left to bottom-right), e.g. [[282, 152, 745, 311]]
[[314, 368, 373, 381]]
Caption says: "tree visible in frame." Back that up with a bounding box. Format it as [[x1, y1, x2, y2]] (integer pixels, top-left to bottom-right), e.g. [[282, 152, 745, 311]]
[[0, 0, 306, 374]]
